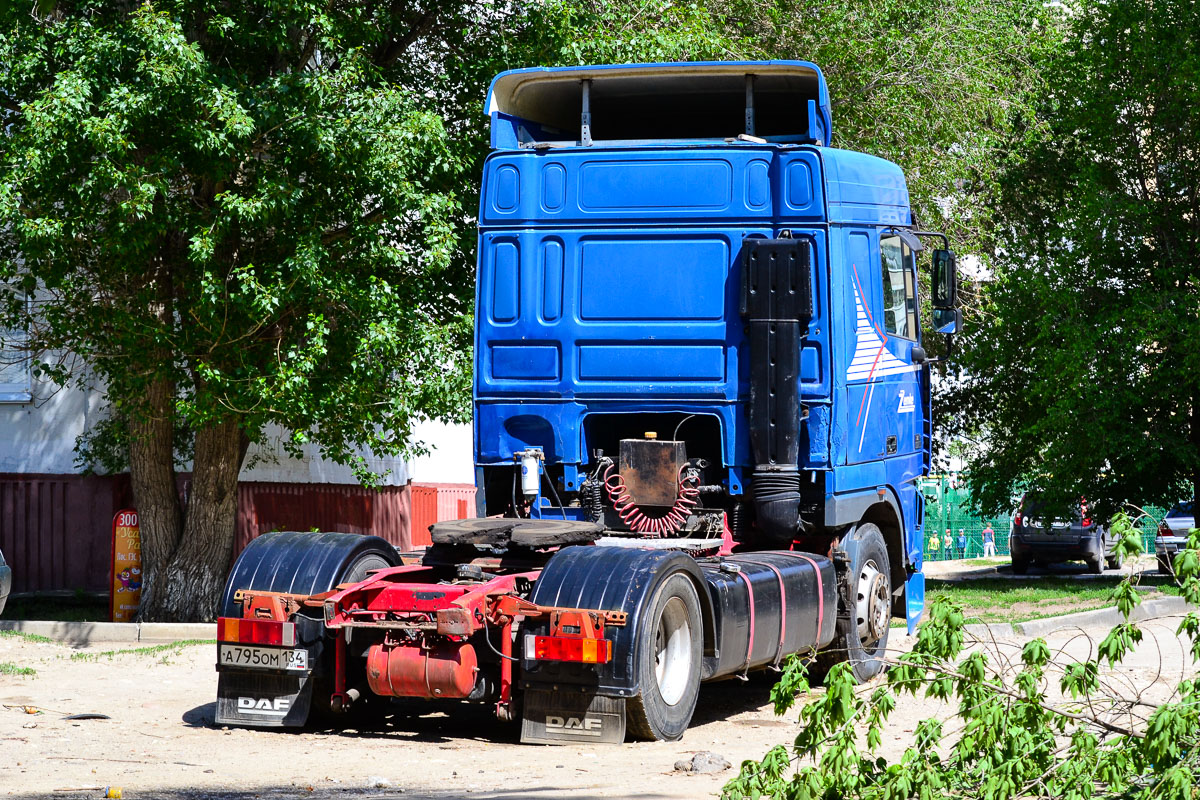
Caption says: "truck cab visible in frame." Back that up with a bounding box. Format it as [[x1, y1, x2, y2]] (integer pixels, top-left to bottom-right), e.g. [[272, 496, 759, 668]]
[[475, 61, 956, 641]]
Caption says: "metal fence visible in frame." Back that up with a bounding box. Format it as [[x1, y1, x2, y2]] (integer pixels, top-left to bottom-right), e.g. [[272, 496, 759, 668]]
[[918, 475, 1168, 562]]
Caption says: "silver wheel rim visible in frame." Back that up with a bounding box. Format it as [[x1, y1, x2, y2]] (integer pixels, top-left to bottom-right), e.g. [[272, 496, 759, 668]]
[[654, 595, 692, 706], [856, 560, 890, 647]]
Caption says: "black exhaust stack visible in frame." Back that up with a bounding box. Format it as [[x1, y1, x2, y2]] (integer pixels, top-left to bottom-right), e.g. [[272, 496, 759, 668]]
[[740, 238, 813, 545]]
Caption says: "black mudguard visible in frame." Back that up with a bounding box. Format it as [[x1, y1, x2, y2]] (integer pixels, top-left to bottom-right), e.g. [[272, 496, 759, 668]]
[[219, 531, 398, 617], [216, 531, 397, 728], [523, 546, 714, 698]]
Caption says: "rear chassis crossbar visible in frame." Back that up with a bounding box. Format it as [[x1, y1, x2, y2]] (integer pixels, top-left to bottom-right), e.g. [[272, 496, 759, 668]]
[[232, 565, 627, 719]]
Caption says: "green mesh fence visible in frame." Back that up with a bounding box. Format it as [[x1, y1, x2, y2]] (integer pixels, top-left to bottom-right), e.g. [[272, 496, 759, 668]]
[[919, 476, 1168, 562]]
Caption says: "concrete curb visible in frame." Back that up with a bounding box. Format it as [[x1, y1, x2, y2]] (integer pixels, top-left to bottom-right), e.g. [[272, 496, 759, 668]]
[[961, 596, 1194, 640], [1013, 596, 1191, 637], [0, 619, 216, 644]]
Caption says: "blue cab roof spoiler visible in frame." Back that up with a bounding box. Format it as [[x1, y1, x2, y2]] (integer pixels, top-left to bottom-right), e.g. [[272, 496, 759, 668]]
[[485, 61, 833, 150]]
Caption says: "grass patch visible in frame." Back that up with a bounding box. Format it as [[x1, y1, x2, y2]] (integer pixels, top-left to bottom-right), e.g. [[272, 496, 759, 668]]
[[69, 639, 215, 662], [0, 629, 54, 644], [1, 594, 109, 623], [0, 661, 36, 676], [923, 575, 1179, 624]]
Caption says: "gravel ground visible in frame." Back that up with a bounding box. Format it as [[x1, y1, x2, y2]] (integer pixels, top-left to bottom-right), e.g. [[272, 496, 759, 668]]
[[1, 603, 1194, 800]]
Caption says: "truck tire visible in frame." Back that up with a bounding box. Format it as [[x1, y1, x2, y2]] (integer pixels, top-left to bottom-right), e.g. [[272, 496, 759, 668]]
[[812, 524, 890, 684], [1011, 557, 1030, 575], [626, 572, 703, 742], [1105, 552, 1123, 570], [1086, 556, 1104, 575], [1159, 553, 1175, 577]]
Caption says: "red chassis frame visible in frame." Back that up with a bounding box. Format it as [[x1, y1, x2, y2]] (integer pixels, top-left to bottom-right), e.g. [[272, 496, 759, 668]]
[[224, 564, 627, 720]]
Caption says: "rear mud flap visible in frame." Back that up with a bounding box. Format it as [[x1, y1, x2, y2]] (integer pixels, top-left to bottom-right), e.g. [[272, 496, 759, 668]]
[[520, 689, 626, 745], [216, 670, 313, 727]]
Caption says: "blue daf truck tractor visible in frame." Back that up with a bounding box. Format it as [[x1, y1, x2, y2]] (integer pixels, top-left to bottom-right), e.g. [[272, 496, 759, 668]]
[[213, 61, 961, 744]]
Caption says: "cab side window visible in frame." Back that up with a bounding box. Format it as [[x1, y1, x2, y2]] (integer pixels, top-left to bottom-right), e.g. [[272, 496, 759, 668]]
[[880, 235, 917, 339]]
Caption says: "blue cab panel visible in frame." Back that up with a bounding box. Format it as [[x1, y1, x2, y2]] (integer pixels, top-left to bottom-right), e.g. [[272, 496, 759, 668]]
[[473, 61, 931, 626]]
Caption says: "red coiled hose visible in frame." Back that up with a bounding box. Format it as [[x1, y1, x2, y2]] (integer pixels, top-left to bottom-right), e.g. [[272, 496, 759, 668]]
[[602, 462, 700, 537]]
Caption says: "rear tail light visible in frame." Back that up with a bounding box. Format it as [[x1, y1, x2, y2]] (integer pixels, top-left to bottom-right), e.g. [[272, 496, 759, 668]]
[[1082, 518, 1093, 528], [1013, 512, 1022, 527], [217, 617, 296, 647], [1159, 522, 1171, 538], [525, 634, 612, 664]]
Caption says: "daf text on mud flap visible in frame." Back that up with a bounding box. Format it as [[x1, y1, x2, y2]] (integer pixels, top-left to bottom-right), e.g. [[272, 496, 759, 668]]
[[545, 715, 603, 737], [237, 697, 292, 716]]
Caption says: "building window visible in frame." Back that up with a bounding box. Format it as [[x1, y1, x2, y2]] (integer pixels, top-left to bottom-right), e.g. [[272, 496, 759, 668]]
[[0, 299, 31, 403], [880, 234, 917, 339]]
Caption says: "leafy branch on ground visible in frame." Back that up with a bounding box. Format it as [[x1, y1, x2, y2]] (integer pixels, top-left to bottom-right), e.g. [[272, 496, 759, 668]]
[[725, 512, 1200, 799]]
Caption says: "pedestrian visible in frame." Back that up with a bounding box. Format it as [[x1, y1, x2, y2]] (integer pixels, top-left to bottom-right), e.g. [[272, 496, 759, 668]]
[[982, 524, 996, 557], [944, 528, 953, 561], [957, 528, 967, 559], [929, 531, 941, 561]]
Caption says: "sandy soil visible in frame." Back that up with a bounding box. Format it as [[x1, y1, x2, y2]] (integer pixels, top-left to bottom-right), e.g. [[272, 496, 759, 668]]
[[1, 614, 1193, 800]]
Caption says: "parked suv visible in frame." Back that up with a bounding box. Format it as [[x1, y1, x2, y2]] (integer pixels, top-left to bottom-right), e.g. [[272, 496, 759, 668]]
[[1009, 494, 1120, 575], [1156, 501, 1195, 576]]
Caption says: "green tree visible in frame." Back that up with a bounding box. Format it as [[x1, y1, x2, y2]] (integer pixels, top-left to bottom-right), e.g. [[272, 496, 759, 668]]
[[0, 1, 480, 620], [948, 0, 1200, 516], [707, 0, 1060, 257]]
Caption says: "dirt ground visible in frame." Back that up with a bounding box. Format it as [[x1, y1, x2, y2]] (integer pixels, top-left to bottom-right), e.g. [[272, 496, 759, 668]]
[[1, 613, 1194, 800]]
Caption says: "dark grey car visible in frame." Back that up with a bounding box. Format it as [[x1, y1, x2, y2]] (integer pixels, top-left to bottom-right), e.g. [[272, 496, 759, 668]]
[[1156, 501, 1194, 576], [0, 547, 10, 615], [1009, 495, 1120, 575]]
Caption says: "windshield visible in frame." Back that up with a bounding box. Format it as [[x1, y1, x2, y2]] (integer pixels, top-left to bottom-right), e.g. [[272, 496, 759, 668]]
[[1167, 502, 1194, 518]]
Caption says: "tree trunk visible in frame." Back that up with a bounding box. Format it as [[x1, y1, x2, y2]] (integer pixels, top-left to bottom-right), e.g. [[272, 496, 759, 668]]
[[1192, 391, 1200, 509], [130, 377, 184, 621], [141, 418, 245, 622]]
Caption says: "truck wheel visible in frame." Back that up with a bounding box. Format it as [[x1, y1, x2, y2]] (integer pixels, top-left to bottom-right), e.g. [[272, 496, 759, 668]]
[[813, 524, 890, 684], [1086, 556, 1104, 575], [1011, 557, 1030, 575], [1159, 553, 1175, 577], [626, 572, 702, 742], [1105, 552, 1123, 570]]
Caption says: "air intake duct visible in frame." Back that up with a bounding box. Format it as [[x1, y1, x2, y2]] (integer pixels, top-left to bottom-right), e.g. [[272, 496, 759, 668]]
[[740, 238, 813, 546]]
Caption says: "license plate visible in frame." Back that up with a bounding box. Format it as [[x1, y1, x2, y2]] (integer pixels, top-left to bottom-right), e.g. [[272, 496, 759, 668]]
[[219, 644, 308, 672]]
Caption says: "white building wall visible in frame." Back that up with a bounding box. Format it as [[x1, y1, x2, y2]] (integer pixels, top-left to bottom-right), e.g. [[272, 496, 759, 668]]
[[0, 382, 105, 474], [0, 380, 415, 485], [406, 419, 475, 484]]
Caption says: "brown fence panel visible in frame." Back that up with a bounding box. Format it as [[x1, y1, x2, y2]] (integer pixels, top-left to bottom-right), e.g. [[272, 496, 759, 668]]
[[235, 481, 414, 555], [0, 474, 130, 594]]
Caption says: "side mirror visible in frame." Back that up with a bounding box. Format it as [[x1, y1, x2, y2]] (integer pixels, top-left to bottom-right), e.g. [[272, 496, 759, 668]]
[[932, 307, 961, 335], [931, 249, 957, 308]]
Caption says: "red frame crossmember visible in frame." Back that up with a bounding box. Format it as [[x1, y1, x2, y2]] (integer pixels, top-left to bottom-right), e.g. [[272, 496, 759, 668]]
[[232, 566, 628, 719]]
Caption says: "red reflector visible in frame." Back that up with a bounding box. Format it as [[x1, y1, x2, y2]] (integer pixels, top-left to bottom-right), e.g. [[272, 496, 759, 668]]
[[528, 635, 612, 664], [217, 617, 295, 647]]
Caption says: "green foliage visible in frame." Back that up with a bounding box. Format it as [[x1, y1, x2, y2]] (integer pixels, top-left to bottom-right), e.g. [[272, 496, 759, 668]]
[[0, 1, 484, 475], [706, 0, 1061, 259], [0, 662, 36, 676], [726, 537, 1200, 799], [948, 0, 1200, 516]]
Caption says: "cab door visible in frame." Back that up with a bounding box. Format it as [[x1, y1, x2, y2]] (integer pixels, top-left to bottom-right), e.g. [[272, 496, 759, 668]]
[[845, 231, 922, 466]]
